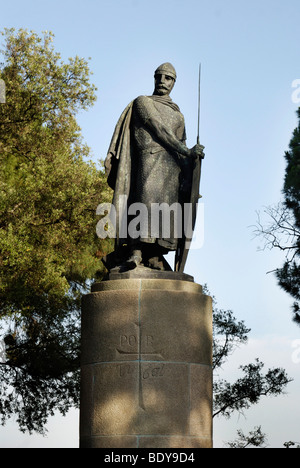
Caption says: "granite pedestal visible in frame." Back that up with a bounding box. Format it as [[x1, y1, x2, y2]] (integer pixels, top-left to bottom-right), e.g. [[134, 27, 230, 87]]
[[80, 272, 213, 448]]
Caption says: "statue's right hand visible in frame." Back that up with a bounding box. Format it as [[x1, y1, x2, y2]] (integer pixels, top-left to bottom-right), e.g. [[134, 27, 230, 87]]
[[189, 144, 205, 159]]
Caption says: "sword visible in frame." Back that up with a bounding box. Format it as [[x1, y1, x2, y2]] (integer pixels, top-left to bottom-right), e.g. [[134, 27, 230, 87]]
[[175, 64, 203, 273], [197, 63, 203, 199], [197, 63, 201, 145]]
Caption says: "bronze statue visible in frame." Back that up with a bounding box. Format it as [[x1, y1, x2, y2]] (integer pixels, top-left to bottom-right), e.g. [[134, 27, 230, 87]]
[[104, 62, 204, 272]]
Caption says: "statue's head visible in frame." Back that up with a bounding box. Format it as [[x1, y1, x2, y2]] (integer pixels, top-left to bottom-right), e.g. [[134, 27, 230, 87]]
[[154, 62, 176, 96]]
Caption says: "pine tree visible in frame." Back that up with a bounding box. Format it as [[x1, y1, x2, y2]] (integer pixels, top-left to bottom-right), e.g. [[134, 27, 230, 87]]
[[255, 108, 300, 326], [276, 108, 300, 324]]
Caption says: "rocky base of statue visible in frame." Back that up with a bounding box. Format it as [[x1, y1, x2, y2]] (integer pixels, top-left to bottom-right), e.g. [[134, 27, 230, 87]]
[[80, 273, 213, 448]]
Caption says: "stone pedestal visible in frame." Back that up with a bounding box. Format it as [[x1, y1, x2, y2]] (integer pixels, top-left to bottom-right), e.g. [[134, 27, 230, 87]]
[[80, 276, 213, 448]]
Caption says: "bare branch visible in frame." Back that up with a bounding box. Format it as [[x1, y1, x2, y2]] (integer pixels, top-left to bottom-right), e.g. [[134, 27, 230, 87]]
[[253, 203, 300, 263]]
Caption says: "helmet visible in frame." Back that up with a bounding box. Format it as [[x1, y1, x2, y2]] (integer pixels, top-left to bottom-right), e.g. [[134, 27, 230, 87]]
[[154, 62, 177, 81]]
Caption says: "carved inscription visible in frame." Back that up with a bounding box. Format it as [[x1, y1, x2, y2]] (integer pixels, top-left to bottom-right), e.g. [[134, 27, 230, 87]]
[[116, 334, 162, 359], [117, 335, 154, 353], [120, 334, 137, 347], [118, 363, 165, 379], [142, 363, 165, 380], [116, 333, 165, 410], [119, 363, 135, 377]]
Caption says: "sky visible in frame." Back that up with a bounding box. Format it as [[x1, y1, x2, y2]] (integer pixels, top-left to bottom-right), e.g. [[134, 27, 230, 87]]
[[0, 0, 300, 448]]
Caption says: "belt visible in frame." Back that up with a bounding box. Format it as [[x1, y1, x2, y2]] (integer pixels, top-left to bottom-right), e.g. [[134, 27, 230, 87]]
[[140, 147, 166, 156]]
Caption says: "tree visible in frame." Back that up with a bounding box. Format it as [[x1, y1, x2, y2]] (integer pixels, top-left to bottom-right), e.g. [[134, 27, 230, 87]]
[[283, 441, 300, 448], [213, 358, 290, 420], [0, 28, 112, 433], [225, 426, 267, 449], [255, 108, 300, 326], [210, 287, 291, 447]]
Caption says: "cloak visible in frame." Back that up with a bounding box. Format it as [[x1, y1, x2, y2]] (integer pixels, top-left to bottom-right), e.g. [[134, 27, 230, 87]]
[[105, 95, 182, 249]]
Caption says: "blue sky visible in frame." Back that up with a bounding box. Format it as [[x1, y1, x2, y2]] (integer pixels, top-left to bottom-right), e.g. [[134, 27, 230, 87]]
[[1, 0, 300, 448]]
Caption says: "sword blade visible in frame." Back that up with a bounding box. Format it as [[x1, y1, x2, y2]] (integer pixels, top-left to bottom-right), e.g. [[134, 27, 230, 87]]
[[197, 63, 201, 145]]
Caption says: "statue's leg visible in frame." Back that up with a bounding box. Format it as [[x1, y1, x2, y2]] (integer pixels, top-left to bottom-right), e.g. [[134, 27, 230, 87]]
[[143, 244, 173, 271], [125, 248, 143, 270]]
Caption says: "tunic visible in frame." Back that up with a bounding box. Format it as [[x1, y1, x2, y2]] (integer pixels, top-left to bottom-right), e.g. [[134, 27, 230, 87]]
[[105, 94, 190, 252], [130, 96, 186, 249]]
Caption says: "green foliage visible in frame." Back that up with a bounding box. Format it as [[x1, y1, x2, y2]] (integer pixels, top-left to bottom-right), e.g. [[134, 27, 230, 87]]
[[0, 28, 112, 433], [1, 306, 81, 433], [213, 304, 250, 370], [0, 28, 109, 306]]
